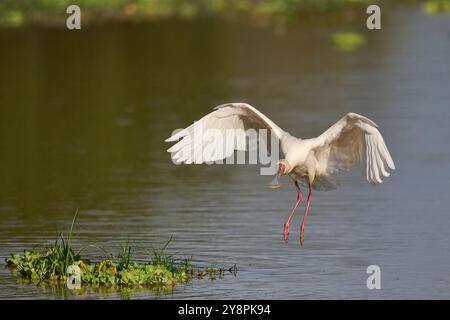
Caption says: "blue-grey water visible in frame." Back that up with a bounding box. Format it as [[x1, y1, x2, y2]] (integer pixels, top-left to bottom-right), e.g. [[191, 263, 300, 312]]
[[1, 5, 450, 299]]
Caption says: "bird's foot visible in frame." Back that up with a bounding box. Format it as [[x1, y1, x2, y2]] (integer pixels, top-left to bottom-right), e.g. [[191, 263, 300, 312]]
[[300, 226, 305, 246], [283, 222, 290, 243]]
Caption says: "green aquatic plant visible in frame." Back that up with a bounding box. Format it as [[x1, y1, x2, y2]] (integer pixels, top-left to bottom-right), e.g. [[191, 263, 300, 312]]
[[6, 210, 81, 283], [147, 236, 179, 272], [331, 32, 367, 52], [7, 249, 189, 287], [117, 238, 133, 271], [59, 209, 79, 275], [6, 212, 235, 289]]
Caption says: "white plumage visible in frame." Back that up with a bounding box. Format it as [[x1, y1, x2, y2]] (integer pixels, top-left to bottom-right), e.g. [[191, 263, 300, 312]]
[[309, 112, 395, 186], [165, 102, 395, 245], [166, 103, 285, 164]]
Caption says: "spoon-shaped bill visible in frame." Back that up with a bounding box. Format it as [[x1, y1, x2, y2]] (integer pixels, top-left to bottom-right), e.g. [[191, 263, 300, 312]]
[[268, 162, 286, 189], [268, 175, 281, 189]]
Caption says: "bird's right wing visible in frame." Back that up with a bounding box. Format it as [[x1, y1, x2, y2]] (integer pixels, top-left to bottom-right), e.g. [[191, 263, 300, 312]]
[[309, 113, 395, 184], [165, 102, 286, 164]]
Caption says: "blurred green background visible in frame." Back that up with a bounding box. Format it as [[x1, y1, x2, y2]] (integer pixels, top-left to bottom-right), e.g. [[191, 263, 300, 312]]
[[1, 0, 448, 28], [0, 0, 372, 26], [0, 0, 450, 27]]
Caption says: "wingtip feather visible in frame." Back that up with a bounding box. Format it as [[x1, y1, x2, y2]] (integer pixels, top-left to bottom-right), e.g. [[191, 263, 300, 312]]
[[348, 112, 379, 128]]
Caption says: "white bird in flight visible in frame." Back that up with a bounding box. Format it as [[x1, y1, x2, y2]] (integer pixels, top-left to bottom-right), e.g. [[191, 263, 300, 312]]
[[165, 102, 395, 245]]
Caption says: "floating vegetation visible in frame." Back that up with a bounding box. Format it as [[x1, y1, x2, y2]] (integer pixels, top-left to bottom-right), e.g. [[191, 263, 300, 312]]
[[0, 10, 24, 27], [5, 211, 235, 290], [331, 32, 367, 52], [423, 0, 450, 15]]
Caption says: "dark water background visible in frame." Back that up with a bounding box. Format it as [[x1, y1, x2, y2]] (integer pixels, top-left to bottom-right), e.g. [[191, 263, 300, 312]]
[[1, 4, 450, 299]]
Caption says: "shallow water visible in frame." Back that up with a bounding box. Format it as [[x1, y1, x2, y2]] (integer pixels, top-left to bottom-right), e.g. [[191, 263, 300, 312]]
[[1, 5, 450, 299]]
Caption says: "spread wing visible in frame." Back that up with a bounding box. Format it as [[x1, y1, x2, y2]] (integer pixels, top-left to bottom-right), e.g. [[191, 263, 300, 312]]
[[310, 112, 395, 184], [165, 102, 286, 164]]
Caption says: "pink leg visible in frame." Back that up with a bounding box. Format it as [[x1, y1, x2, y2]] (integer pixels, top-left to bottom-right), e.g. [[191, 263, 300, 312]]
[[300, 182, 313, 246], [283, 181, 302, 243]]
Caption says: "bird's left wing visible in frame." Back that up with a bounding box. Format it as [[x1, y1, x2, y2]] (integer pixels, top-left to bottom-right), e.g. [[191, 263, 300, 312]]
[[309, 112, 395, 184], [165, 102, 286, 164]]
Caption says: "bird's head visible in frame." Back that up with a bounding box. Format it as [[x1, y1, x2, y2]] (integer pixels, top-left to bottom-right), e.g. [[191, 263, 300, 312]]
[[268, 160, 291, 189]]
